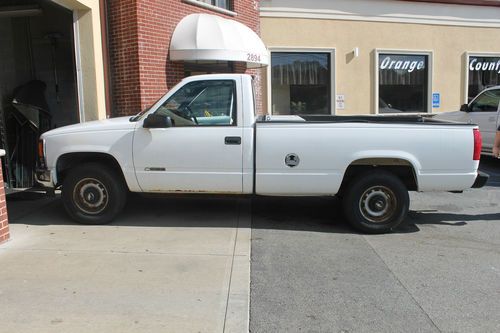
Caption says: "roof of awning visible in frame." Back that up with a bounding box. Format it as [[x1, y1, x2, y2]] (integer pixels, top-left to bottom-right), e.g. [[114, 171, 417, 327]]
[[170, 13, 269, 68]]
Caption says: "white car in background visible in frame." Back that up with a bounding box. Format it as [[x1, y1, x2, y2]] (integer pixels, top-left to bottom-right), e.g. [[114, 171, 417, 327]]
[[434, 86, 500, 155]]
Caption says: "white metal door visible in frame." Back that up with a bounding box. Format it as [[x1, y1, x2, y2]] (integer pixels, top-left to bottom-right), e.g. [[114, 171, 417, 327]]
[[470, 111, 496, 151], [133, 127, 243, 193], [468, 89, 500, 152]]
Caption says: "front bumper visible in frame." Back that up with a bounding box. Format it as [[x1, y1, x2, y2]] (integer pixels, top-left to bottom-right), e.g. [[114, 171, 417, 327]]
[[35, 168, 55, 188], [471, 171, 489, 188]]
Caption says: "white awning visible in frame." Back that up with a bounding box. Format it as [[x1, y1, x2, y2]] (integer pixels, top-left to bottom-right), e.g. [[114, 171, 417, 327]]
[[170, 13, 269, 68]]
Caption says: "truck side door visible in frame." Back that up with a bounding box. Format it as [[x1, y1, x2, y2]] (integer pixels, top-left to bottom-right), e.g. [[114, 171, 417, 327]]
[[468, 89, 500, 152], [133, 79, 243, 193]]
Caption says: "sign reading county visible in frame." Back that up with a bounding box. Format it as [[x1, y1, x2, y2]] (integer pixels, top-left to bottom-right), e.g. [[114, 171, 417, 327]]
[[469, 57, 500, 74], [432, 93, 440, 108]]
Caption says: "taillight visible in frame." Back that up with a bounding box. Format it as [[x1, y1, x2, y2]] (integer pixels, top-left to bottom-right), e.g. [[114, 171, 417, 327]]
[[473, 128, 482, 161]]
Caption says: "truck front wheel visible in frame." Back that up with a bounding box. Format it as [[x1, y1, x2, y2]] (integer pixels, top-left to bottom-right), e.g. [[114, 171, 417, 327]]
[[61, 163, 127, 224], [342, 171, 409, 234]]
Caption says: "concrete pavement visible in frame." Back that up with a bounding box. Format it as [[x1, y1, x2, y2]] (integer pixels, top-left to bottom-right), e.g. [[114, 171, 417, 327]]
[[2, 158, 499, 333], [0, 194, 251, 333], [250, 158, 500, 333]]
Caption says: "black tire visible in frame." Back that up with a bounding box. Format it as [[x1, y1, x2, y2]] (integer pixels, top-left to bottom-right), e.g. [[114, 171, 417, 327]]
[[61, 163, 127, 224], [342, 170, 409, 234]]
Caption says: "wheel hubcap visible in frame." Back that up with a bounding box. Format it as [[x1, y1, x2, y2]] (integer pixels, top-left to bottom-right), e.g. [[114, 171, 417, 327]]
[[73, 178, 108, 215], [359, 186, 397, 223]]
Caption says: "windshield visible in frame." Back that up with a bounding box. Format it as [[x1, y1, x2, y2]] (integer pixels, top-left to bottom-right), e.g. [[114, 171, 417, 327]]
[[129, 80, 185, 121]]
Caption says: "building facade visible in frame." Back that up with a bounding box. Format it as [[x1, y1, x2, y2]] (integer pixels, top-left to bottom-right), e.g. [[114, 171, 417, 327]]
[[260, 0, 500, 115], [107, 0, 266, 117]]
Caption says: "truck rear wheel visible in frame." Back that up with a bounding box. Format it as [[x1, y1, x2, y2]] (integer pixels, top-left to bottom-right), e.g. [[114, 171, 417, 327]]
[[342, 171, 409, 234], [61, 163, 127, 224]]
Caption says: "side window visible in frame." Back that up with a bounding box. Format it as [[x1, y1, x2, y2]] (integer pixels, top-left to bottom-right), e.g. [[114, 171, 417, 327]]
[[156, 80, 236, 126], [469, 89, 500, 112], [196, 0, 231, 10]]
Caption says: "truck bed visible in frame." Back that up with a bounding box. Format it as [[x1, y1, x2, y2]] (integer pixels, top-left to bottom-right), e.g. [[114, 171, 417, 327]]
[[254, 113, 478, 196]]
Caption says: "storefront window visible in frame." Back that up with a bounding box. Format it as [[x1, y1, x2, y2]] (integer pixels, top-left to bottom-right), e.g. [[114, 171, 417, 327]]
[[468, 56, 500, 101], [271, 52, 331, 115], [378, 53, 429, 113]]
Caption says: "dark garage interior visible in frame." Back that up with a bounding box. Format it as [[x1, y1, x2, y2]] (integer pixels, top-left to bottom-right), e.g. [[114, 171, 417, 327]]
[[0, 0, 79, 189]]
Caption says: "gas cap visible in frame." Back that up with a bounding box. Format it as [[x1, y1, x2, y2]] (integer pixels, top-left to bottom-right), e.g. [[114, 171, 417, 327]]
[[285, 153, 300, 167]]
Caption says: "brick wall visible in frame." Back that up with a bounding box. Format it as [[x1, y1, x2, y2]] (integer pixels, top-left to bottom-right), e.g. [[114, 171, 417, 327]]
[[0, 162, 9, 244], [108, 0, 263, 116], [107, 0, 142, 117]]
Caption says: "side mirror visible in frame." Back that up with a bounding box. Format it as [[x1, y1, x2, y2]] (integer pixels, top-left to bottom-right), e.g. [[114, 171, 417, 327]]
[[460, 104, 470, 112], [143, 114, 172, 128]]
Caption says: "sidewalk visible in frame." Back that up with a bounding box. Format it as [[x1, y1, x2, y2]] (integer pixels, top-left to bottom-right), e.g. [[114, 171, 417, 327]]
[[0, 193, 251, 333]]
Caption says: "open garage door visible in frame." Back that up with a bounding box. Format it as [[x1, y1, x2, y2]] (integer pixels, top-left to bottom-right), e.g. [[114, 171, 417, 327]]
[[0, 0, 79, 188]]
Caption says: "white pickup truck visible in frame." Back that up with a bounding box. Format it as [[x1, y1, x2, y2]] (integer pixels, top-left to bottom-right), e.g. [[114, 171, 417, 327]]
[[36, 74, 488, 233]]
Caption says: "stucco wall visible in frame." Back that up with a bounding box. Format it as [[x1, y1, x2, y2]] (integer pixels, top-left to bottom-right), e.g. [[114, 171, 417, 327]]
[[261, 17, 500, 115]]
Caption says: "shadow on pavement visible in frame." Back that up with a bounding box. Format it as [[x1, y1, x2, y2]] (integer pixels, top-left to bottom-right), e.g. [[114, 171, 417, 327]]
[[409, 211, 499, 224], [6, 189, 499, 234], [6, 192, 354, 233]]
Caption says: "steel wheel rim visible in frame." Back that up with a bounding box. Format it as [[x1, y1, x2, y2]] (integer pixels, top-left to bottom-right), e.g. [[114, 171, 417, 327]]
[[359, 185, 397, 223], [73, 178, 109, 215]]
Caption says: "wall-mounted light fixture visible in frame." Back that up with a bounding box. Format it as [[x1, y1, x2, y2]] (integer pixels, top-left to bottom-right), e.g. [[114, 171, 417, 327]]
[[353, 47, 359, 58]]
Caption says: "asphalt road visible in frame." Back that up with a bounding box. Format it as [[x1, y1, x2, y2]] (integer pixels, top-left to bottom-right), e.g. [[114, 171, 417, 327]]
[[250, 157, 500, 333]]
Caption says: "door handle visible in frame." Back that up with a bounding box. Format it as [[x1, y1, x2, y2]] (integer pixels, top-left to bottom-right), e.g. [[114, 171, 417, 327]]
[[225, 136, 241, 145]]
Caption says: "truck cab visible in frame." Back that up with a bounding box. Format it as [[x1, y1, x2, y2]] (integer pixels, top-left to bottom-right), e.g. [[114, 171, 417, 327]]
[[132, 75, 256, 194]]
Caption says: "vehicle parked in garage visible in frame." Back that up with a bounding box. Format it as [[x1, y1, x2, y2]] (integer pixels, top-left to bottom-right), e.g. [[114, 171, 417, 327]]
[[434, 86, 500, 155], [36, 74, 488, 233]]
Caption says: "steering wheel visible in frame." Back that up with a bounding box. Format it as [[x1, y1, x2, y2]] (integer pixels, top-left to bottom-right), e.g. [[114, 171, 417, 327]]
[[179, 104, 198, 125], [171, 105, 198, 125]]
